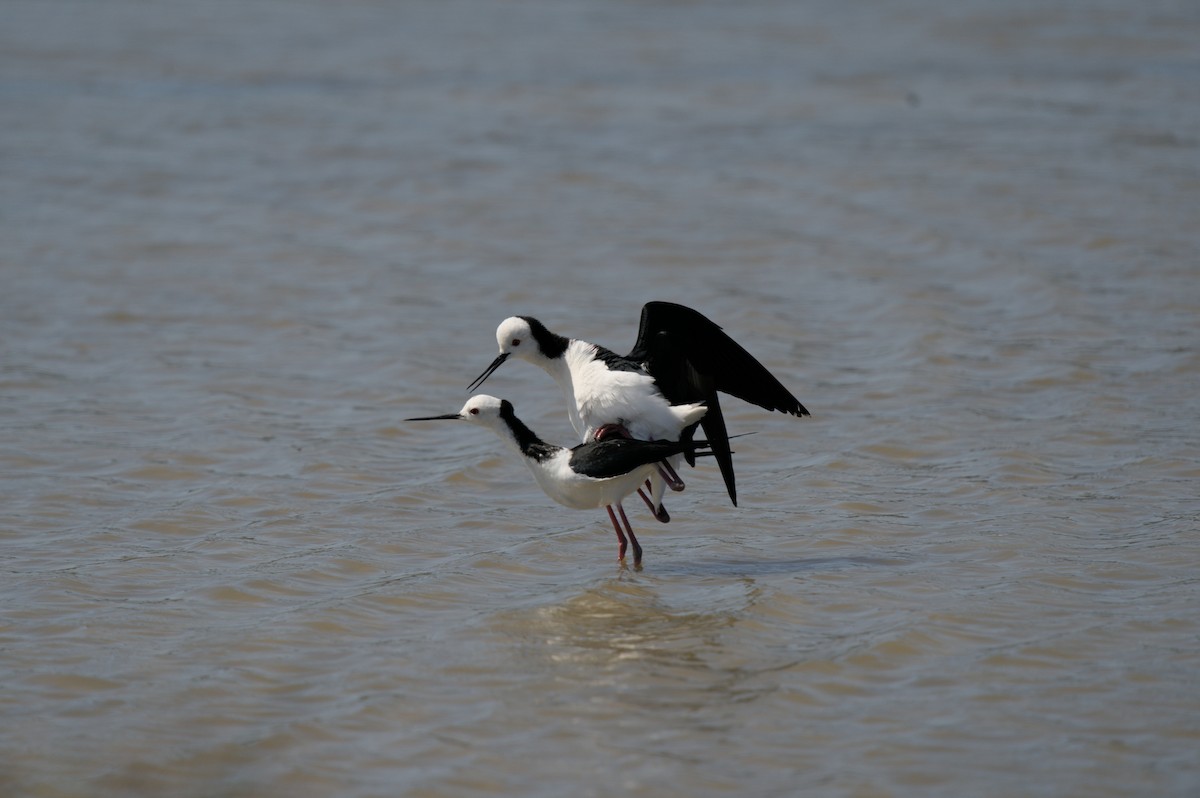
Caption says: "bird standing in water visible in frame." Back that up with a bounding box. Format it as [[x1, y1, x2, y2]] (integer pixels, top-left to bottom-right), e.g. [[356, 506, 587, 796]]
[[467, 301, 809, 517], [408, 394, 710, 563]]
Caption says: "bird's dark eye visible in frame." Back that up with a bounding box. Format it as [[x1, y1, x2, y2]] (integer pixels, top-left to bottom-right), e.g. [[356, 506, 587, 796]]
[[512, 338, 521, 346], [469, 408, 479, 415]]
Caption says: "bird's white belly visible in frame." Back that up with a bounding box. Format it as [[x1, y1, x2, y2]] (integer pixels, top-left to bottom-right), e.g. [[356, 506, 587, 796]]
[[527, 453, 655, 510]]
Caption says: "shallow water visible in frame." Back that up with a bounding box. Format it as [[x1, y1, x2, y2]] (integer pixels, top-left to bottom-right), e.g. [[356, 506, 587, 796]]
[[3, 1, 1199, 796]]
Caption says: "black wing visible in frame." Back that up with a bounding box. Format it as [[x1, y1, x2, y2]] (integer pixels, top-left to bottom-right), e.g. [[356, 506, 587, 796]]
[[627, 301, 809, 506], [628, 301, 808, 416], [568, 438, 698, 480]]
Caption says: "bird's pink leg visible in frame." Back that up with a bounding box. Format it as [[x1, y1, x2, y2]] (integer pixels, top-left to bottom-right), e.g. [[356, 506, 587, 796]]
[[637, 486, 670, 523], [606, 505, 629, 560], [619, 501, 648, 564], [595, 424, 669, 527], [594, 423, 632, 441], [656, 460, 686, 492]]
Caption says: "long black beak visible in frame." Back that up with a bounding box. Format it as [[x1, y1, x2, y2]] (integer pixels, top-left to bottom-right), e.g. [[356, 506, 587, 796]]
[[466, 352, 509, 392], [405, 413, 463, 421]]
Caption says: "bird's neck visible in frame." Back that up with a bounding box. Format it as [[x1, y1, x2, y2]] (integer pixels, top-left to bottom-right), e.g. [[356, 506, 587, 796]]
[[549, 340, 597, 438], [497, 401, 558, 463], [540, 341, 584, 383]]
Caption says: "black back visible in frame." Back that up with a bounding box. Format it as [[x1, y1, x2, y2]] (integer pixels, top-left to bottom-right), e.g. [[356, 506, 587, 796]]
[[568, 437, 701, 480]]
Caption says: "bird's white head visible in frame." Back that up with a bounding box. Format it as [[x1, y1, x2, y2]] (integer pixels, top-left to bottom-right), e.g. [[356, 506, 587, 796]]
[[407, 394, 506, 429], [458, 394, 506, 425], [468, 315, 567, 391], [495, 316, 539, 363]]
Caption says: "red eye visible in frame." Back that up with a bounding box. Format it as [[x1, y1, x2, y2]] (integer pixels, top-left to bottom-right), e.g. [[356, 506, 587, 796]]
[[512, 338, 521, 346], [469, 408, 479, 415]]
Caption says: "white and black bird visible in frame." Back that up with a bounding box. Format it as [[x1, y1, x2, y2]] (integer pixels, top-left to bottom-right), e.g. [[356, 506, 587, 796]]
[[407, 394, 710, 563], [466, 301, 809, 511]]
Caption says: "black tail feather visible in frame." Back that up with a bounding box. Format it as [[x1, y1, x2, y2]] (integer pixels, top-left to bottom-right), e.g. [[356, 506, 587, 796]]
[[699, 392, 737, 507]]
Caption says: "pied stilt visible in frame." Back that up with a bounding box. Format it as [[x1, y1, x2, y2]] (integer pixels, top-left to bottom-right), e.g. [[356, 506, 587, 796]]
[[408, 394, 709, 563], [466, 301, 809, 511]]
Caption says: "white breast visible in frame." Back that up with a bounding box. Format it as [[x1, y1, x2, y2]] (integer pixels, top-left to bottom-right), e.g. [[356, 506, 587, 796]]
[[562, 342, 686, 443]]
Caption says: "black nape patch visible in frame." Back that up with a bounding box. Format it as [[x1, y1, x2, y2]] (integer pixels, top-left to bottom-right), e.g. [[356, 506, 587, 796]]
[[518, 316, 569, 360], [499, 399, 557, 462]]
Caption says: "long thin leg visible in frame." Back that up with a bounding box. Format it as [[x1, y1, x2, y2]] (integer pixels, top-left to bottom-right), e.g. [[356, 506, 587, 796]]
[[641, 469, 669, 521], [606, 505, 628, 560], [656, 459, 685, 492], [596, 423, 668, 526], [615, 502, 642, 564], [637, 485, 670, 523], [647, 470, 669, 516]]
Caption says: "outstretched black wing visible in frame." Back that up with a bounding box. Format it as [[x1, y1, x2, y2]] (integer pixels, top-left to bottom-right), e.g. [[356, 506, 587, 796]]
[[629, 301, 808, 416], [627, 301, 809, 506]]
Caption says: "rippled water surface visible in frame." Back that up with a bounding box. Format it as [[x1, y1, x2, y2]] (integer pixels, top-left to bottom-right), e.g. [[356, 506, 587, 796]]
[[3, 1, 1199, 796]]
